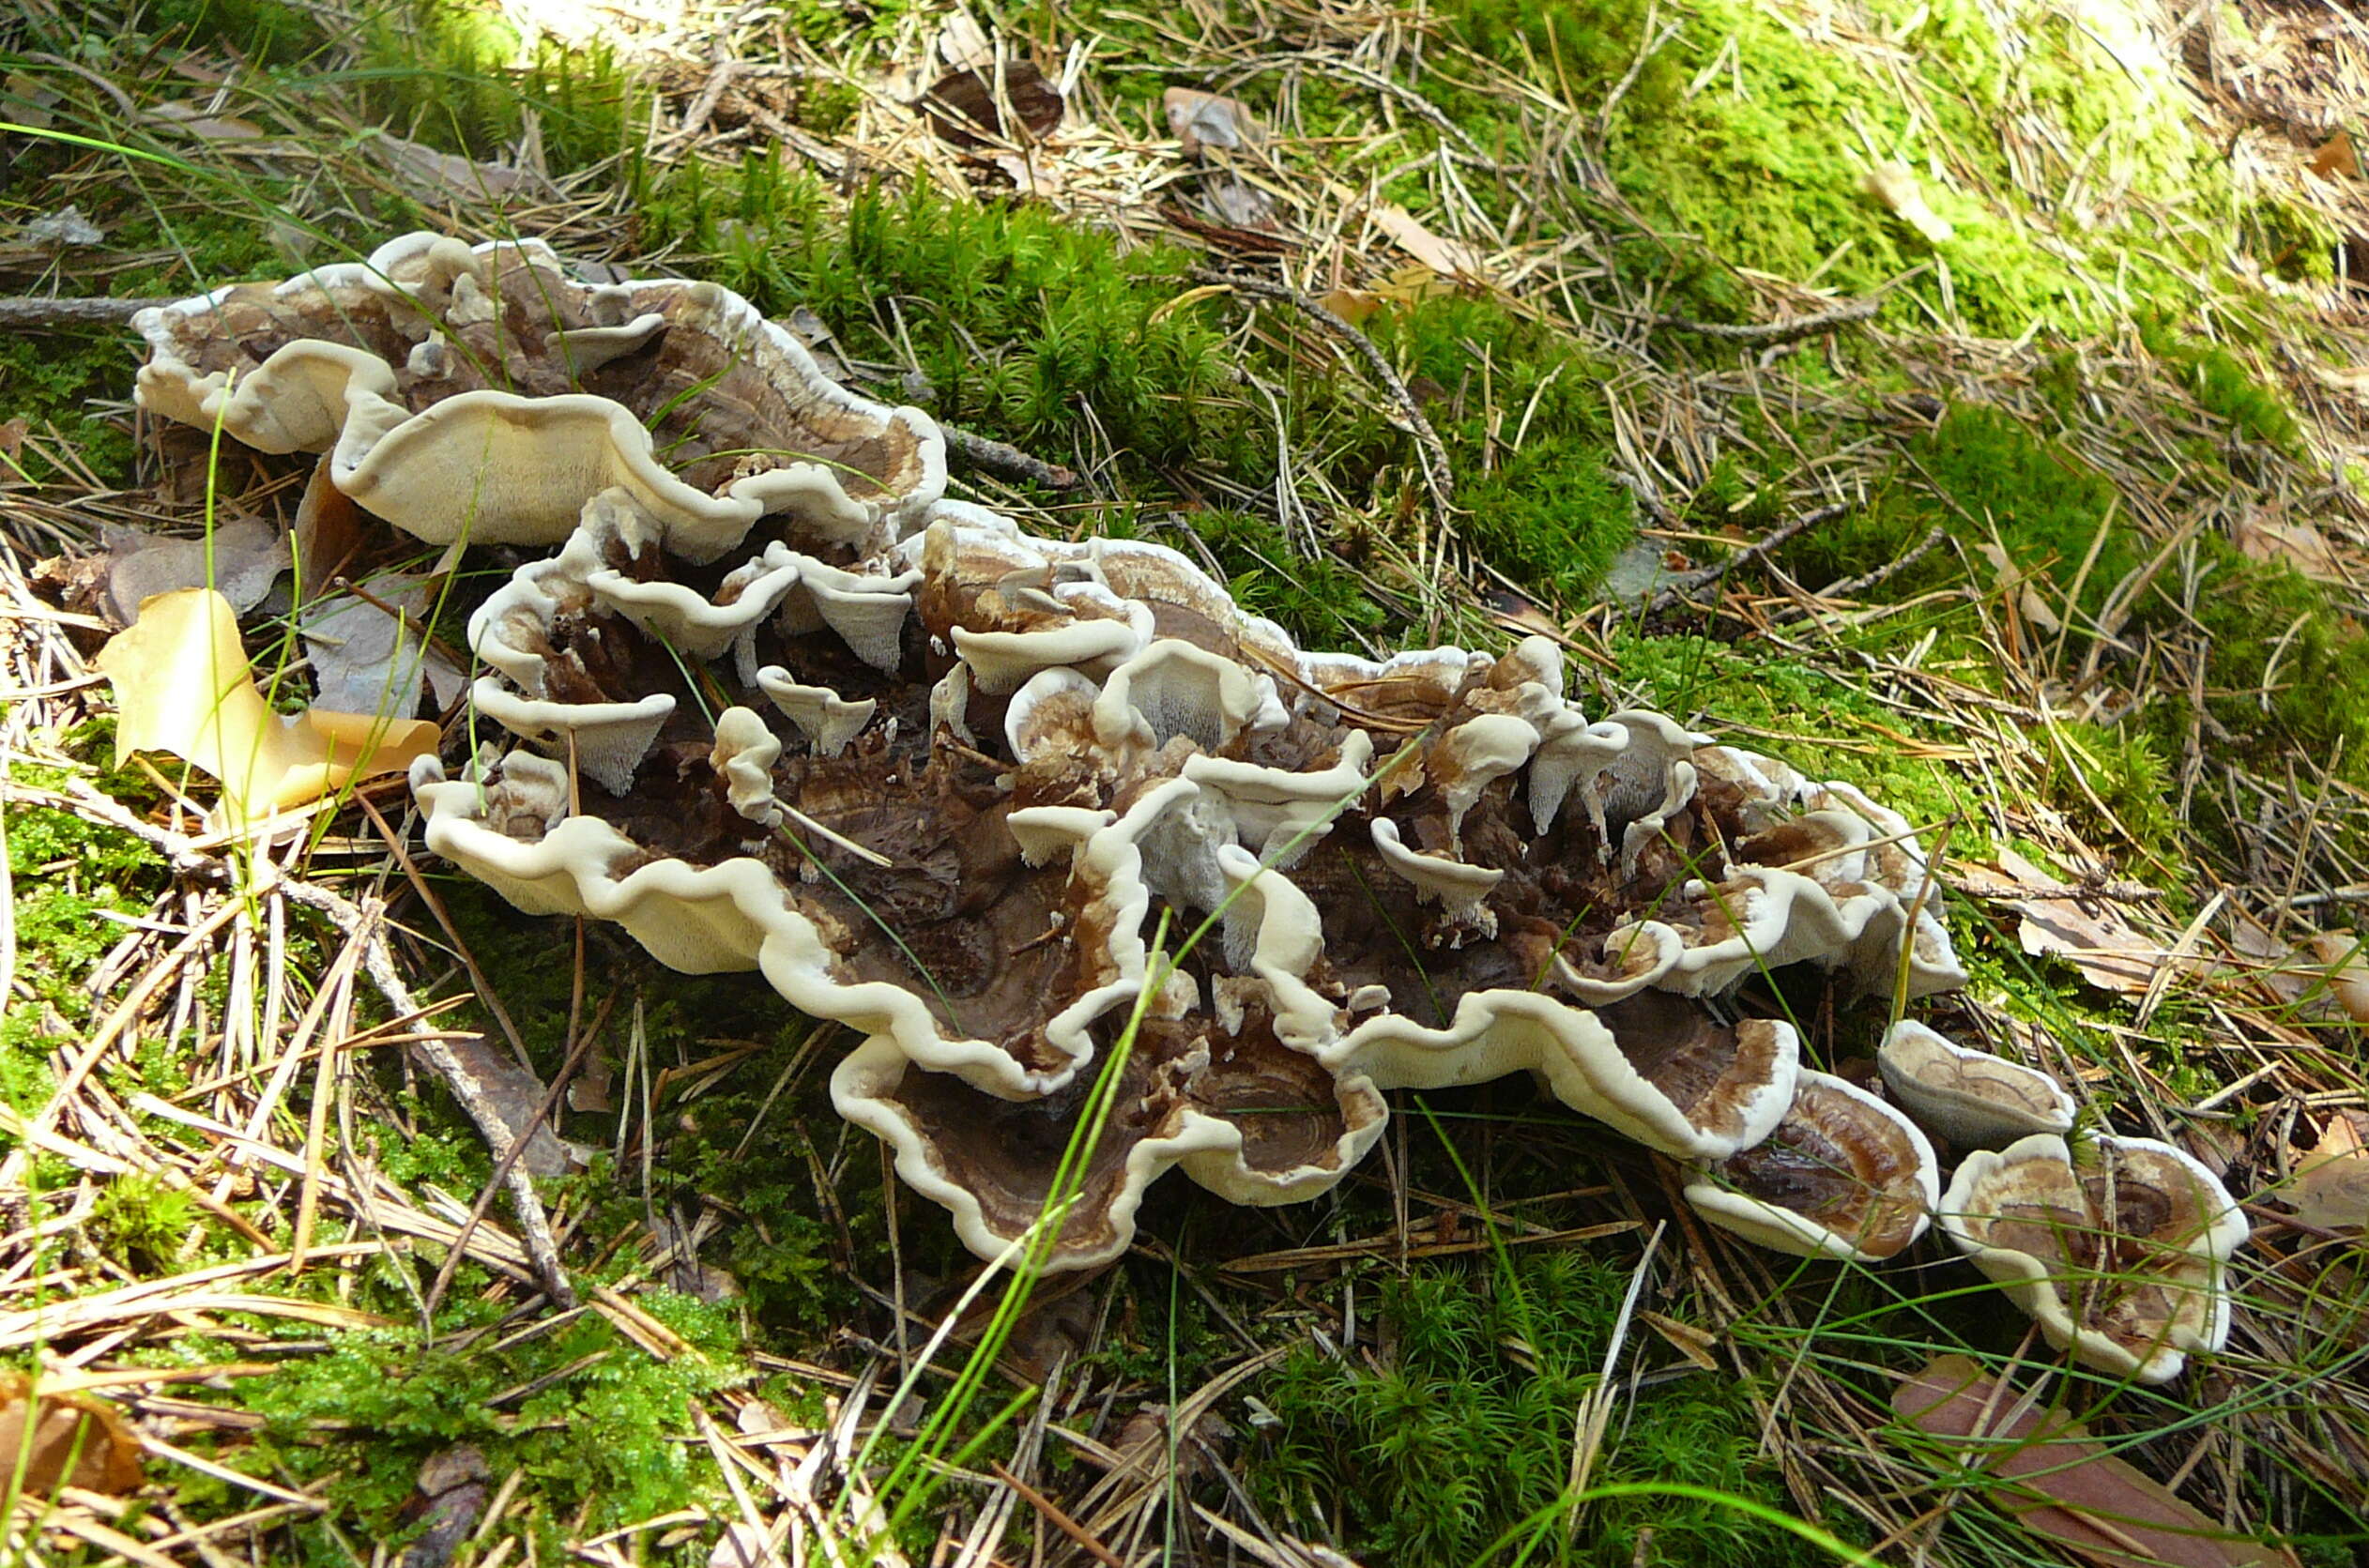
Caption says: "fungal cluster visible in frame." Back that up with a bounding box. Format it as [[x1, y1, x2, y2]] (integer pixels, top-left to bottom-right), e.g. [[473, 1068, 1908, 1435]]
[[130, 234, 2246, 1383]]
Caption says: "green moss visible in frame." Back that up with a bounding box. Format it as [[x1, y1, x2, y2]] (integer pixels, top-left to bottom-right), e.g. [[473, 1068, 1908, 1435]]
[[0, 330, 138, 485], [1251, 1251, 1836, 1566], [88, 1172, 210, 1271], [223, 1297, 742, 1556], [2139, 316, 2306, 455], [1557, 0, 2232, 335], [1612, 632, 1984, 834], [136, 0, 323, 62], [3, 754, 168, 1112]]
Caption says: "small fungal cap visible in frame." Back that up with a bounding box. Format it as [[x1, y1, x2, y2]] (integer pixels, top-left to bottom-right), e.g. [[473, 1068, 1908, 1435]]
[[1685, 1070, 1940, 1261], [1877, 1019, 2075, 1148], [1939, 1133, 2246, 1384]]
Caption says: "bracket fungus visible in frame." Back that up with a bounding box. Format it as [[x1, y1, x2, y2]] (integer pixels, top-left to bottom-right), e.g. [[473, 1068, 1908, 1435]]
[[143, 234, 2051, 1278], [1939, 1133, 2249, 1384], [395, 471, 1975, 1268], [1684, 1070, 1940, 1262]]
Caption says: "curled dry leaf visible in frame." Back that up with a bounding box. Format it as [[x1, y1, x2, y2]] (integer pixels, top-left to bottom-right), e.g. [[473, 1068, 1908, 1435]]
[[2293, 1111, 2369, 1233], [1862, 160, 1955, 243], [300, 573, 466, 720], [0, 1372, 145, 1497], [1369, 204, 1488, 280], [369, 130, 555, 206], [2304, 931, 2369, 1023], [1990, 847, 2166, 997], [94, 515, 289, 626], [1894, 1354, 2291, 1568], [1165, 87, 1258, 158], [1973, 540, 2063, 633], [94, 587, 439, 830], [2233, 505, 2343, 580], [21, 205, 101, 247]]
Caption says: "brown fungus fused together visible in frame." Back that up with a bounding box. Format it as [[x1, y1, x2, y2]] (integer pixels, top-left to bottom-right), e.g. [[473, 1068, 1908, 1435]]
[[402, 490, 1973, 1268], [138, 236, 1998, 1275]]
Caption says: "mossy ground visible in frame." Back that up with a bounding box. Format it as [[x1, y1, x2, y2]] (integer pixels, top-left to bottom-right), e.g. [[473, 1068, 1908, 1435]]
[[4, 0, 2367, 1562]]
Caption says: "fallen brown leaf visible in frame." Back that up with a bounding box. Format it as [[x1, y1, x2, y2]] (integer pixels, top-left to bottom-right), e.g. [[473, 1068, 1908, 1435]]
[[1370, 204, 1487, 280], [921, 62, 1062, 150], [1895, 1355, 2291, 1568], [95, 516, 288, 626], [369, 130, 554, 205], [300, 572, 466, 720], [2233, 506, 2342, 580], [1991, 847, 2166, 997], [0, 1372, 145, 1498], [2293, 1112, 2369, 1233], [2308, 131, 2359, 181], [143, 100, 268, 142]]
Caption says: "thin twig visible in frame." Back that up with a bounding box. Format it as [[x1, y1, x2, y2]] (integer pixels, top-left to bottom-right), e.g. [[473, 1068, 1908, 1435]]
[[1807, 523, 1946, 601], [941, 422, 1079, 490], [1652, 297, 1880, 345], [1646, 501, 1855, 613], [0, 297, 173, 327], [278, 879, 577, 1310], [1189, 269, 1456, 524], [422, 1018, 601, 1319]]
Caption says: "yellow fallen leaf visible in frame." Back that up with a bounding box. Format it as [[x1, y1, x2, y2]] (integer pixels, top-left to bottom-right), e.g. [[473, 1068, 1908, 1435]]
[[95, 587, 438, 830]]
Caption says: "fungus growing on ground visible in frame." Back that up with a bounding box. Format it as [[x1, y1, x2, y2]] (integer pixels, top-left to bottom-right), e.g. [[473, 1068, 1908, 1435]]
[[133, 236, 2244, 1307], [1939, 1133, 2249, 1383], [1878, 1019, 2077, 1149], [394, 475, 1976, 1267], [132, 232, 945, 559], [1684, 1070, 1940, 1261]]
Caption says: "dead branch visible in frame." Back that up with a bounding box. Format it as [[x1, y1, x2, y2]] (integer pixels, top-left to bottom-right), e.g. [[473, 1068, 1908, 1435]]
[[1806, 523, 1947, 601], [1652, 297, 1880, 346], [1646, 500, 1855, 613], [0, 296, 172, 327], [277, 879, 577, 1310], [1189, 268, 1457, 525], [941, 421, 1080, 490]]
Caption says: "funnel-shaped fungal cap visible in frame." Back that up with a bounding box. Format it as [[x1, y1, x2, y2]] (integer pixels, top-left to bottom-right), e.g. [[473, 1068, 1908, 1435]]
[[1329, 990, 1796, 1162], [134, 232, 944, 561], [1685, 1070, 1940, 1260], [1939, 1133, 2247, 1383], [1878, 1020, 2075, 1148]]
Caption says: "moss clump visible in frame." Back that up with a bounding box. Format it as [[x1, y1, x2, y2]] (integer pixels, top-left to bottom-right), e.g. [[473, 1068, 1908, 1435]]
[[1370, 296, 1637, 602], [2, 751, 168, 1113], [0, 330, 138, 487], [640, 159, 1248, 484], [1612, 632, 1985, 834], [1251, 1251, 1835, 1567], [2138, 315, 2306, 456], [137, 0, 323, 62], [1575, 0, 2222, 335], [224, 1295, 742, 1556]]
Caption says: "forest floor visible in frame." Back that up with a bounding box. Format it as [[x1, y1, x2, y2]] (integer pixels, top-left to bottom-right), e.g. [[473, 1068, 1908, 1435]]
[[3, 0, 2368, 1563]]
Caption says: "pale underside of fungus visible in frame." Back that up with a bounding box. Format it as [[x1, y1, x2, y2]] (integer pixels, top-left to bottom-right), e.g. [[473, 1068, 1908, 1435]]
[[134, 234, 1997, 1274]]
